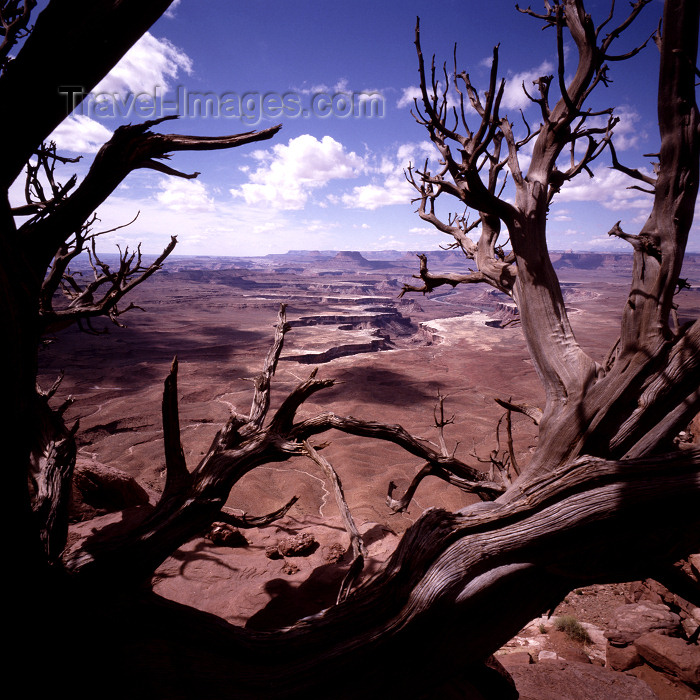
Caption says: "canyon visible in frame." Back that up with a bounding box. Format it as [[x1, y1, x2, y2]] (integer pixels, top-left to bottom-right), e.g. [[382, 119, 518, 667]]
[[43, 248, 700, 699]]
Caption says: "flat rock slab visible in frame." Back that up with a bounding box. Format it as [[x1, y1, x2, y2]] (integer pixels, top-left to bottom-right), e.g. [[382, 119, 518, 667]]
[[504, 658, 659, 700], [606, 602, 681, 646], [635, 632, 700, 688]]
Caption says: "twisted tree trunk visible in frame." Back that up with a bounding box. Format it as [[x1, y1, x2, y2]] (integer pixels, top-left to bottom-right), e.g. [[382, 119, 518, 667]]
[[55, 450, 700, 700]]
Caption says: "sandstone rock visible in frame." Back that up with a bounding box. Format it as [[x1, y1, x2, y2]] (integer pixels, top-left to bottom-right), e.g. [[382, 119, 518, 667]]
[[323, 542, 346, 564], [625, 580, 665, 606], [72, 460, 151, 515], [505, 658, 658, 700], [538, 650, 564, 662], [606, 641, 642, 671], [606, 602, 681, 646], [580, 622, 607, 649], [681, 615, 700, 639], [626, 577, 700, 646], [206, 522, 247, 547], [266, 532, 319, 559], [627, 663, 700, 700], [281, 560, 299, 575], [277, 532, 318, 557], [688, 415, 700, 444], [689, 554, 700, 580], [497, 651, 533, 666], [635, 631, 700, 688], [265, 544, 282, 559], [558, 646, 592, 665]]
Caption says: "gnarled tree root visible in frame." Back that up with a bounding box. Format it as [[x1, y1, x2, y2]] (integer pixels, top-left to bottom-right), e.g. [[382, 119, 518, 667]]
[[54, 449, 700, 700]]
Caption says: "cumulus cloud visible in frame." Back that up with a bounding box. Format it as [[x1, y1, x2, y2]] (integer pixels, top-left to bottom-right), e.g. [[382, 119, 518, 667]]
[[399, 58, 560, 120], [588, 105, 645, 151], [295, 78, 351, 95], [585, 235, 630, 249], [46, 33, 192, 155], [49, 114, 113, 153], [501, 60, 554, 111], [397, 82, 463, 113], [341, 141, 434, 211], [231, 134, 364, 210], [397, 86, 424, 109], [557, 165, 655, 211], [93, 32, 192, 97], [610, 106, 645, 150], [156, 178, 215, 212], [342, 182, 411, 210], [400, 59, 554, 120]]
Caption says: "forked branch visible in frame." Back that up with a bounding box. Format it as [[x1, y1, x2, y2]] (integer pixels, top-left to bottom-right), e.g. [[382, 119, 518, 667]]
[[66, 307, 500, 582], [19, 118, 281, 272]]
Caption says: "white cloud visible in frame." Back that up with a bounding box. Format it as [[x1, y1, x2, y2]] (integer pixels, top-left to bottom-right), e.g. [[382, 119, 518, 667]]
[[501, 60, 554, 111], [370, 235, 410, 249], [575, 105, 645, 153], [557, 165, 654, 211], [164, 0, 182, 19], [49, 114, 113, 154], [231, 134, 364, 210], [397, 82, 464, 113], [341, 141, 434, 211], [397, 86, 423, 109], [609, 106, 645, 151], [342, 182, 411, 210], [93, 32, 192, 97], [71, 185, 304, 257], [400, 59, 554, 119], [295, 78, 350, 95], [156, 178, 215, 212], [585, 236, 630, 249]]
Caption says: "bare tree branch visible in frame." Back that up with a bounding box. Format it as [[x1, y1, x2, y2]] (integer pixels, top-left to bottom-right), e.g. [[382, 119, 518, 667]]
[[219, 496, 299, 529], [303, 441, 366, 602], [19, 119, 281, 272], [160, 357, 190, 504], [0, 0, 180, 188], [0, 0, 36, 70]]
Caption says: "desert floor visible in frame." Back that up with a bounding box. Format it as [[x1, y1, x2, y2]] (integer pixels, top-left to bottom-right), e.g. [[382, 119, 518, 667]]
[[41, 249, 700, 699]]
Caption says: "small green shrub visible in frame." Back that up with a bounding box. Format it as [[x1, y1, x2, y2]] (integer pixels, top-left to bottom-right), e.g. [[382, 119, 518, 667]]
[[554, 615, 591, 644]]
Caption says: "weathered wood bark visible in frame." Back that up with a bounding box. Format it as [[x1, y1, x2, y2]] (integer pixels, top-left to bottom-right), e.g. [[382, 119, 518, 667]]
[[52, 449, 700, 699], [0, 0, 178, 189], [408, 0, 699, 484], [0, 0, 280, 617]]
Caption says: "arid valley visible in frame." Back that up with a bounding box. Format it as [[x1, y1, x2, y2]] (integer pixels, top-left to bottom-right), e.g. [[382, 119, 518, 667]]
[[39, 249, 700, 699]]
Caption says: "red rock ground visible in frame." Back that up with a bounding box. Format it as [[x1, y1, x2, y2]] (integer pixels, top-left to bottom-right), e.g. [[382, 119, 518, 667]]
[[44, 250, 700, 699]]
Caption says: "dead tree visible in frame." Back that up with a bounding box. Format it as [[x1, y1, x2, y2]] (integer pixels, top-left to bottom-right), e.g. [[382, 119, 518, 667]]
[[1, 0, 280, 628], [403, 0, 699, 480], [5, 1, 700, 699]]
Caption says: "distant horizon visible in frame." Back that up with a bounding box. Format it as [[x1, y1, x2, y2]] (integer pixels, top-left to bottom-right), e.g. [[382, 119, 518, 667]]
[[79, 247, 700, 259], [164, 248, 700, 258]]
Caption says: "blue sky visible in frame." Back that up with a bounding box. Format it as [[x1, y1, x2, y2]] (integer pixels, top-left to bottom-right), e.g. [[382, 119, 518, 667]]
[[13, 0, 698, 256]]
